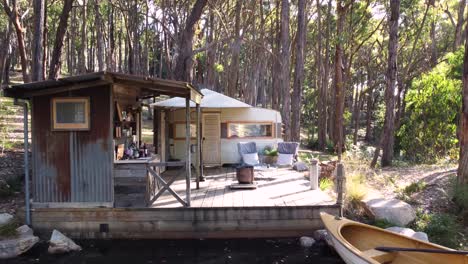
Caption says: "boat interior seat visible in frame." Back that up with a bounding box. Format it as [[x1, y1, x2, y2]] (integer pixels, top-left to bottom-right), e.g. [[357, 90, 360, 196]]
[[362, 248, 396, 263]]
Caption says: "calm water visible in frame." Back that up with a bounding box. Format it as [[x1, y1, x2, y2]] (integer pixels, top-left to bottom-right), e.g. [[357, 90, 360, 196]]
[[4, 238, 344, 264]]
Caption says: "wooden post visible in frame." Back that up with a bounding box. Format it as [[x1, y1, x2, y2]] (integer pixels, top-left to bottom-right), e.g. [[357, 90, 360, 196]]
[[195, 103, 201, 189], [336, 162, 346, 217], [310, 159, 319, 190], [185, 97, 191, 206]]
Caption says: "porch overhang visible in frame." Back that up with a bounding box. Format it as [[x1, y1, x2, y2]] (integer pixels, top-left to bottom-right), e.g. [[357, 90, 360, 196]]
[[3, 71, 203, 104]]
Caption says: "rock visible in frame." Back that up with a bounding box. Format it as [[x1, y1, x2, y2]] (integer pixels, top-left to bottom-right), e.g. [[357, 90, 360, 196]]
[[16, 225, 33, 237], [363, 198, 416, 226], [0, 213, 13, 226], [293, 162, 309, 172], [313, 229, 328, 241], [299, 236, 316, 248], [0, 225, 39, 259], [386, 227, 429, 242], [48, 230, 82, 254]]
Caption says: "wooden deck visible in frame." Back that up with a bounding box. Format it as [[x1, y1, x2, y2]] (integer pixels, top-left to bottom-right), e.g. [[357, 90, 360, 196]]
[[26, 167, 340, 239], [149, 167, 335, 208], [114, 166, 336, 208]]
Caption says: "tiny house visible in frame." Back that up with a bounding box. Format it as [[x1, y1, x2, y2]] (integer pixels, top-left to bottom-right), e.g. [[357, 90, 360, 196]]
[[152, 89, 283, 166], [4, 72, 340, 239]]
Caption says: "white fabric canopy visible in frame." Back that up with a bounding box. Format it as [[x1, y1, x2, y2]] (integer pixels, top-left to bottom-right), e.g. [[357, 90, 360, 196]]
[[151, 89, 252, 108]]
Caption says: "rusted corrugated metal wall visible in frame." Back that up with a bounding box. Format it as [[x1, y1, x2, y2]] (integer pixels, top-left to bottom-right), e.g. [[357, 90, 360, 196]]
[[32, 85, 113, 203]]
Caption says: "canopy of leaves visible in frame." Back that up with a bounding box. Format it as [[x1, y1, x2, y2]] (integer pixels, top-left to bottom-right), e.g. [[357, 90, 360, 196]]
[[397, 49, 463, 163]]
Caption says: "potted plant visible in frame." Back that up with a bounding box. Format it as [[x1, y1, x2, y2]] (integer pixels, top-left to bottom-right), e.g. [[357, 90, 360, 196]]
[[263, 146, 278, 165]]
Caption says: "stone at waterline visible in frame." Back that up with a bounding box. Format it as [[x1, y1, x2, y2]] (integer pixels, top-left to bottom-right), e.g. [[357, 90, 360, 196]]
[[299, 236, 316, 248], [48, 229, 82, 254], [363, 198, 416, 226], [0, 213, 13, 226], [313, 229, 333, 247], [0, 225, 39, 259], [293, 162, 309, 172], [386, 227, 429, 242]]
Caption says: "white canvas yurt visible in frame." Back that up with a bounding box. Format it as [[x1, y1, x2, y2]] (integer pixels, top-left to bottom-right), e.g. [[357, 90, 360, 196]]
[[152, 89, 283, 166]]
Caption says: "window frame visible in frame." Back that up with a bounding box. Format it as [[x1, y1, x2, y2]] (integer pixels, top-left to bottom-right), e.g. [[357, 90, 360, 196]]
[[173, 121, 197, 140], [226, 121, 274, 139], [51, 97, 90, 131]]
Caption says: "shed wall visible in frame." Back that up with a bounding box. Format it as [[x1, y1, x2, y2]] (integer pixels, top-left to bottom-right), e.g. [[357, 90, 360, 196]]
[[32, 85, 113, 204]]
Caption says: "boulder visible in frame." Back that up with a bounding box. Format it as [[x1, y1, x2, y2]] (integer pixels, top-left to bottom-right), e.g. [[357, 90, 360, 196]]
[[0, 213, 13, 226], [48, 230, 82, 254], [313, 229, 333, 246], [299, 236, 316, 248], [386, 227, 429, 242], [0, 225, 39, 259], [363, 198, 416, 226], [293, 162, 309, 172]]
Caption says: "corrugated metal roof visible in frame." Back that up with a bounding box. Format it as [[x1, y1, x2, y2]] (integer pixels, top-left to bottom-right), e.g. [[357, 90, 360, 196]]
[[3, 72, 203, 104], [152, 89, 251, 108]]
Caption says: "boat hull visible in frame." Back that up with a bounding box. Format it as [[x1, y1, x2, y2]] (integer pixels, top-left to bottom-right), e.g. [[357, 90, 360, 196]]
[[329, 233, 370, 264], [320, 212, 468, 264]]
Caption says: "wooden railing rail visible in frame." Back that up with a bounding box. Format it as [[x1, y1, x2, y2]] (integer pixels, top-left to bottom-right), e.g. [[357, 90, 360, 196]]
[[146, 162, 188, 207]]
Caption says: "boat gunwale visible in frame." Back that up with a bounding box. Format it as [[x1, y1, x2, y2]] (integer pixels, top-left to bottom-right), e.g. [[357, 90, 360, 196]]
[[320, 212, 458, 264]]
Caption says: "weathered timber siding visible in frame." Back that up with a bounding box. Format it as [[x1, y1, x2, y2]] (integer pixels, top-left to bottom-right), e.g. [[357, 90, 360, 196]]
[[32, 85, 113, 203], [25, 205, 340, 239]]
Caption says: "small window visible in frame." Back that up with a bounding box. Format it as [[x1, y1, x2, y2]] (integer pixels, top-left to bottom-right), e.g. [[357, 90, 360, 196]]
[[227, 122, 273, 138], [52, 97, 90, 130], [174, 123, 197, 139]]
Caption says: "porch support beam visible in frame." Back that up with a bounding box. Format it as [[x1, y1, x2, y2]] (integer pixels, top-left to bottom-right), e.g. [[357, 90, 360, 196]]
[[195, 103, 201, 189], [185, 96, 191, 207]]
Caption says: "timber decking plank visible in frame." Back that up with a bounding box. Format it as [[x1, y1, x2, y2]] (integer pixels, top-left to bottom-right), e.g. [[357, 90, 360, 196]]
[[118, 167, 335, 209]]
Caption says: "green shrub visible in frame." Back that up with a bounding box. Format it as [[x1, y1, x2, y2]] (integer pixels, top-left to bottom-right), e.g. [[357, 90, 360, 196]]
[[403, 181, 427, 195], [0, 177, 22, 198], [397, 50, 463, 163], [0, 220, 18, 237], [412, 210, 464, 249], [396, 181, 427, 204], [373, 219, 398, 229], [346, 173, 368, 204], [453, 183, 468, 210], [319, 178, 333, 191]]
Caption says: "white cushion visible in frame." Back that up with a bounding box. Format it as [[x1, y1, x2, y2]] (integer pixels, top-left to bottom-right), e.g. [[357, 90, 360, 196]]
[[242, 153, 260, 165], [277, 153, 294, 166]]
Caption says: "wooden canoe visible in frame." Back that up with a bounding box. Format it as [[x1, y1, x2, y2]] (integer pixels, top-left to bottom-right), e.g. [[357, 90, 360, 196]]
[[320, 212, 468, 264]]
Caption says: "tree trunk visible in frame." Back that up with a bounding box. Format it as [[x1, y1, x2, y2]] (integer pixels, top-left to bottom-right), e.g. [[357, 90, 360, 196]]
[[109, 5, 115, 71], [94, 0, 105, 71], [0, 22, 12, 86], [372, 0, 400, 168], [32, 0, 45, 81], [364, 89, 374, 142], [280, 0, 291, 141], [454, 0, 466, 50], [227, 0, 242, 97], [430, 19, 437, 67], [3, 0, 31, 83], [205, 7, 216, 90], [333, 0, 346, 159], [78, 0, 87, 73], [291, 0, 306, 142], [173, 0, 208, 82], [323, 0, 333, 147], [48, 0, 74, 79], [271, 0, 281, 110], [457, 9, 468, 225], [317, 0, 328, 150]]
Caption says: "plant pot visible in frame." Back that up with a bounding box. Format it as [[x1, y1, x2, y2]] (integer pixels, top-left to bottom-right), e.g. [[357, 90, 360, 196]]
[[236, 165, 254, 184], [263, 155, 278, 165]]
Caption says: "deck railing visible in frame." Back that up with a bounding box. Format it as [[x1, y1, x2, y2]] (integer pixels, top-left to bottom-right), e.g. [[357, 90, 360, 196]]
[[146, 161, 188, 207]]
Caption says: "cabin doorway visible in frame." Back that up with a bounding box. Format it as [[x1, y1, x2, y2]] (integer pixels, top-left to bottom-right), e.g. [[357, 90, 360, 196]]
[[202, 113, 221, 165]]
